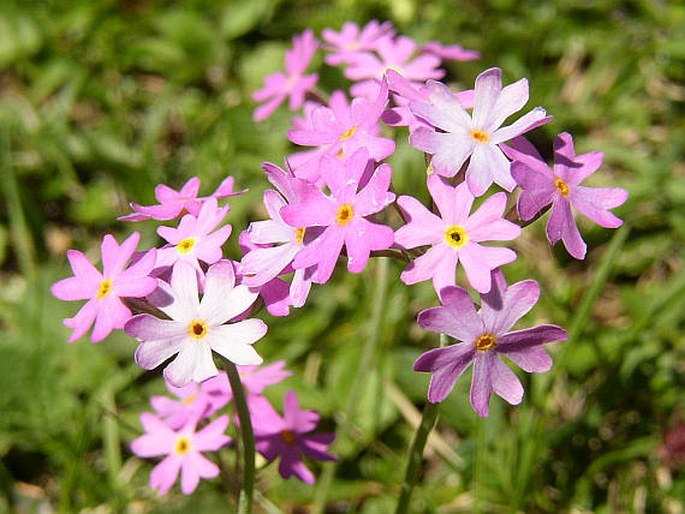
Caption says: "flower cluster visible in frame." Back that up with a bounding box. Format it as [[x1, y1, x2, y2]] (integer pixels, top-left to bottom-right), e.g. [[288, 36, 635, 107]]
[[132, 364, 334, 495], [51, 17, 629, 502]]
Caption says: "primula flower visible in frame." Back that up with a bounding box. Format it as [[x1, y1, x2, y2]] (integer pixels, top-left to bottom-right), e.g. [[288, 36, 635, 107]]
[[322, 20, 395, 65], [409, 67, 551, 196], [131, 409, 230, 495], [395, 174, 520, 294], [506, 133, 629, 259], [344, 35, 444, 99], [118, 176, 242, 222], [286, 81, 395, 182], [154, 198, 232, 276], [126, 260, 267, 387], [251, 392, 335, 484], [253, 29, 319, 121], [414, 270, 567, 416], [419, 41, 480, 62], [281, 149, 395, 284], [51, 232, 157, 343], [151, 373, 231, 430]]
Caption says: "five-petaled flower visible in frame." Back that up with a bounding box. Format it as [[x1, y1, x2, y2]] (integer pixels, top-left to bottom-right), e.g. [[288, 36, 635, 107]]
[[414, 270, 567, 417]]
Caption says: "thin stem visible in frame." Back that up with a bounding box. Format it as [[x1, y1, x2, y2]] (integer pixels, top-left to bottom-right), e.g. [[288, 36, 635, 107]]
[[221, 358, 255, 514], [312, 257, 390, 513], [394, 333, 446, 514]]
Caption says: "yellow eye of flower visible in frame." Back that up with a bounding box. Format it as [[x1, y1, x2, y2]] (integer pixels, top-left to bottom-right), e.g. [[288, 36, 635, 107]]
[[177, 237, 196, 254], [555, 177, 570, 197], [336, 204, 354, 226], [295, 227, 306, 244], [469, 129, 490, 144], [175, 436, 191, 455], [444, 226, 469, 248], [339, 126, 357, 141], [281, 429, 296, 445], [188, 320, 208, 340], [97, 279, 112, 299], [475, 333, 497, 352]]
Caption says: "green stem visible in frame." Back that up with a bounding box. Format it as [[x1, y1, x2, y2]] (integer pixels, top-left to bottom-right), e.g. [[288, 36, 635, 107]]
[[312, 257, 389, 513], [395, 333, 447, 514], [221, 358, 255, 514]]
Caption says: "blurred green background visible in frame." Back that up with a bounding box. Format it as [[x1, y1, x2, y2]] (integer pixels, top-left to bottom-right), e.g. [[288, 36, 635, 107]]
[[0, 0, 683, 512]]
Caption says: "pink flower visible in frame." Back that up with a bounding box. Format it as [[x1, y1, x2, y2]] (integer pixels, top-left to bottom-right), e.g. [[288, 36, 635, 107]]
[[238, 361, 291, 396], [118, 176, 243, 222], [126, 260, 267, 387], [286, 82, 395, 182], [344, 35, 444, 99], [506, 133, 628, 259], [409, 68, 551, 196], [419, 41, 480, 62], [253, 29, 319, 121], [281, 149, 395, 284], [414, 270, 567, 416], [51, 232, 157, 343], [131, 409, 230, 495], [322, 20, 395, 65], [151, 373, 231, 430], [395, 174, 520, 294], [251, 392, 335, 484], [154, 197, 232, 276]]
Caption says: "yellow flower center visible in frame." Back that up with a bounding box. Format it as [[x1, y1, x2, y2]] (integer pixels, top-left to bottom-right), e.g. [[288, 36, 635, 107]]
[[97, 278, 112, 299], [336, 204, 354, 226], [444, 226, 469, 248], [175, 436, 191, 455], [339, 126, 357, 141], [555, 177, 570, 197], [475, 333, 497, 352], [177, 237, 196, 254], [295, 227, 306, 245], [182, 394, 197, 406], [469, 129, 490, 144], [188, 319, 209, 340], [281, 429, 297, 446]]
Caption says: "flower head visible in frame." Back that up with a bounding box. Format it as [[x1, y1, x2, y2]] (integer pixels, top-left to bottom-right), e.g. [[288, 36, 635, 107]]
[[131, 409, 230, 495], [251, 392, 335, 484], [322, 20, 395, 65], [409, 67, 551, 196], [51, 232, 157, 343], [414, 270, 567, 416], [507, 133, 629, 259], [395, 174, 520, 294], [126, 260, 266, 387]]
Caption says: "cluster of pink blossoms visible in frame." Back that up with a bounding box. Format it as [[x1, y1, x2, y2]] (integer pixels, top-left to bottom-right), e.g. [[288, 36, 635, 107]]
[[51, 19, 629, 498]]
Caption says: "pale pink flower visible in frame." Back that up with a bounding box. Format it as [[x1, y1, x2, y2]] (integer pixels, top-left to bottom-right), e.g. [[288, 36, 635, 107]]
[[322, 20, 395, 65]]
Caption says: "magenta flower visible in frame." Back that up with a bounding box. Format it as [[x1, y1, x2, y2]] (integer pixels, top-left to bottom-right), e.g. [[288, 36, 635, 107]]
[[419, 41, 480, 62], [126, 260, 267, 387], [51, 232, 157, 343], [343, 35, 444, 99], [281, 149, 395, 284], [322, 20, 395, 65], [154, 197, 232, 276], [131, 409, 230, 495], [286, 81, 395, 182], [507, 133, 629, 259], [414, 271, 567, 416], [251, 392, 335, 484], [253, 29, 319, 121], [118, 176, 242, 222], [409, 67, 551, 196], [238, 361, 291, 396], [395, 174, 520, 294], [151, 373, 231, 430]]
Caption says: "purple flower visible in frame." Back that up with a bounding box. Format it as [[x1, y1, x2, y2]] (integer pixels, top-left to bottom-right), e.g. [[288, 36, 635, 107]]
[[419, 41, 480, 62], [414, 271, 567, 416], [51, 232, 157, 343], [126, 260, 267, 387], [251, 392, 335, 484], [395, 174, 520, 294], [118, 176, 243, 222], [154, 197, 232, 277], [253, 29, 319, 121], [281, 149, 395, 284], [286, 81, 395, 182], [507, 133, 629, 259], [409, 68, 551, 196], [131, 409, 230, 495], [322, 20, 395, 65]]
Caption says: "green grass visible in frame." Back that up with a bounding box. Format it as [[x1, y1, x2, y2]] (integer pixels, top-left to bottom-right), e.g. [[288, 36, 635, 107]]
[[1, 0, 684, 512]]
